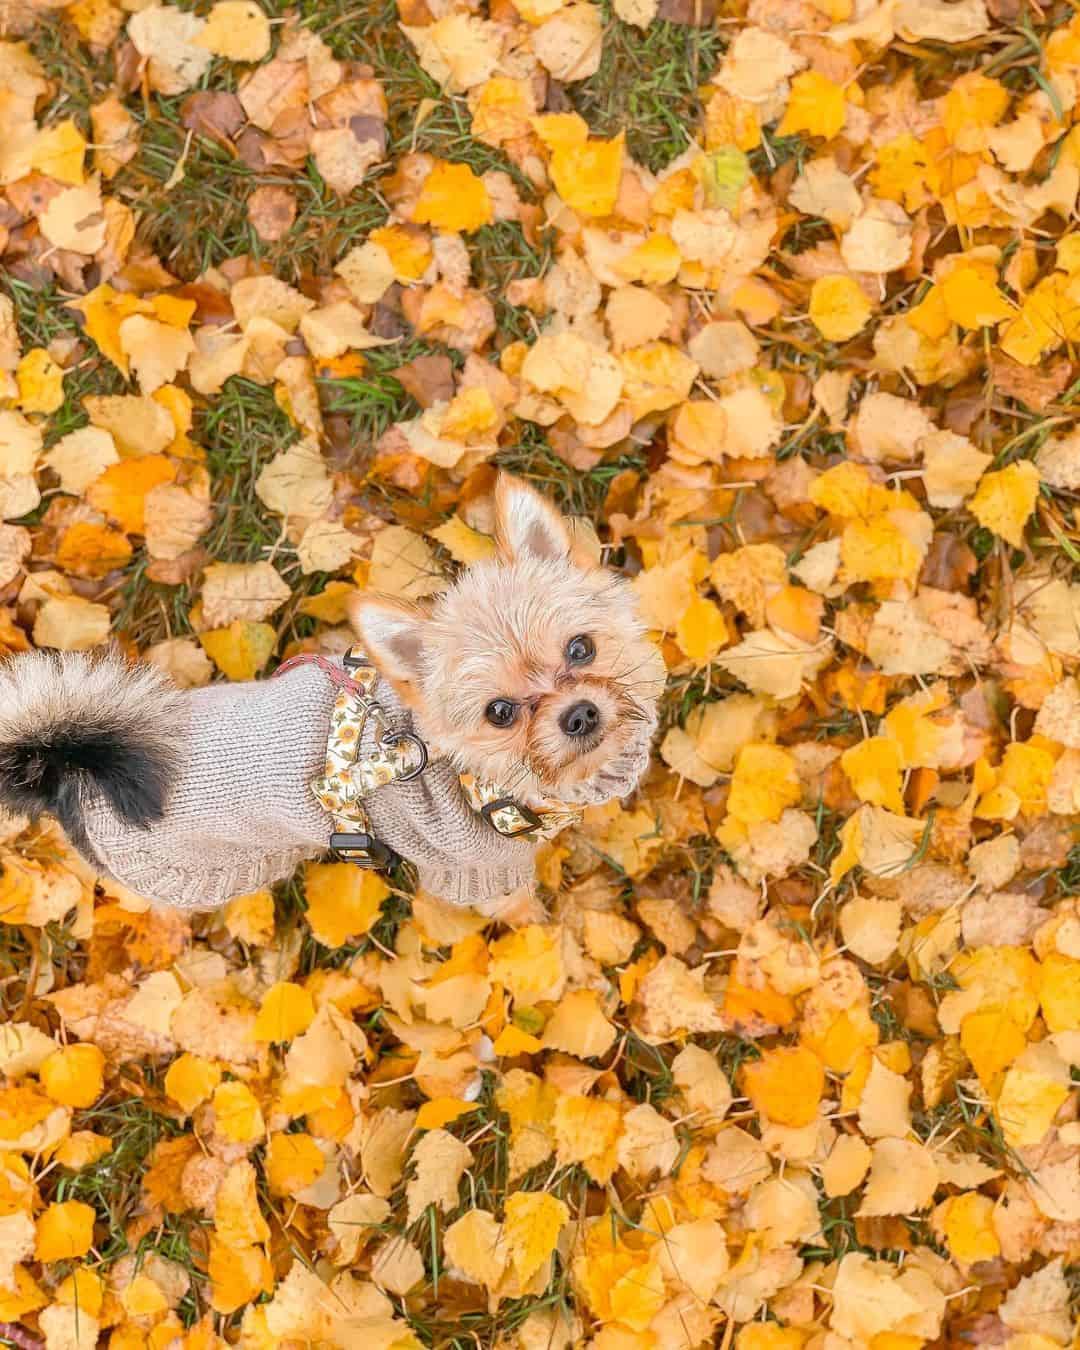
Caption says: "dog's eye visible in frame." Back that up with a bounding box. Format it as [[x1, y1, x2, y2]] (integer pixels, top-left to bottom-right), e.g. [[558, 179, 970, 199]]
[[566, 635, 595, 665], [485, 699, 518, 728]]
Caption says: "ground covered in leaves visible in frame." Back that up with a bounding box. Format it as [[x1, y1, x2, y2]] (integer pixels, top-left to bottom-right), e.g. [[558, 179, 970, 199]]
[[3, 0, 1080, 1345]]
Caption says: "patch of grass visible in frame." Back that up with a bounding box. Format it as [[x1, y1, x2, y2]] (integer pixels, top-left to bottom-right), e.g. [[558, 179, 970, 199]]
[[113, 102, 266, 276], [366, 884, 415, 947], [968, 525, 997, 561], [570, 4, 725, 173], [5, 277, 84, 349], [989, 415, 1056, 471], [900, 1216, 949, 1260], [803, 1190, 944, 1268], [913, 1082, 1031, 1178], [271, 162, 390, 277], [658, 669, 718, 733], [1055, 842, 1080, 895], [494, 426, 647, 522], [748, 127, 812, 179], [708, 1033, 761, 1086], [27, 18, 112, 128], [117, 100, 393, 279], [0, 927, 33, 1019], [51, 1098, 190, 1259], [777, 424, 847, 465], [113, 556, 197, 650], [299, 0, 538, 196], [867, 975, 913, 1042], [470, 222, 553, 344], [623, 1032, 677, 1106], [800, 1193, 863, 1264], [809, 708, 865, 742], [0, 920, 77, 1019], [1067, 1262, 1080, 1320], [780, 215, 833, 255], [115, 376, 296, 647], [272, 872, 310, 933], [4, 278, 127, 446], [199, 376, 297, 559], [811, 796, 847, 874], [317, 340, 451, 467], [989, 13, 1072, 114], [158, 1222, 209, 1328]]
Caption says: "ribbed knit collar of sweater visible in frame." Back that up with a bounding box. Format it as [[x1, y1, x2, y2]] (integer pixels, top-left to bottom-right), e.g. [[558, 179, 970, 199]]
[[83, 657, 562, 911]]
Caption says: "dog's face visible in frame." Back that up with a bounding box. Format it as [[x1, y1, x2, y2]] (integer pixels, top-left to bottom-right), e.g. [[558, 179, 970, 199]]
[[349, 475, 664, 805]]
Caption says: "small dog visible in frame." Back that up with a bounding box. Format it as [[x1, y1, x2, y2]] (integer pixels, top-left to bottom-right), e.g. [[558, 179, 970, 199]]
[[351, 474, 662, 809], [0, 475, 663, 911]]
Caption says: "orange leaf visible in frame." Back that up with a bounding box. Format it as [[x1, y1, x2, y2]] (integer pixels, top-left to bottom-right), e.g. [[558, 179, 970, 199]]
[[741, 1046, 825, 1127], [85, 454, 177, 534]]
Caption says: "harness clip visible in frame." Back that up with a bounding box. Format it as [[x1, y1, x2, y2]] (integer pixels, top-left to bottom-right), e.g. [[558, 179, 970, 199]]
[[329, 831, 398, 869]]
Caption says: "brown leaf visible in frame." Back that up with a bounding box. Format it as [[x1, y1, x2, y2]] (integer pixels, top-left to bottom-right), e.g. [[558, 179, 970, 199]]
[[349, 114, 387, 155], [238, 57, 309, 131], [143, 1134, 202, 1213], [371, 294, 412, 341], [392, 353, 455, 408], [180, 91, 246, 145], [91, 95, 139, 178], [990, 352, 1072, 411], [1019, 818, 1073, 870], [918, 533, 977, 592], [656, 0, 717, 20], [113, 37, 143, 93], [0, 1322, 42, 1350], [246, 185, 297, 243], [6, 173, 64, 219], [854, 1215, 913, 1252], [235, 126, 275, 170], [235, 124, 309, 172], [145, 546, 210, 586], [172, 281, 235, 324], [397, 0, 435, 23]]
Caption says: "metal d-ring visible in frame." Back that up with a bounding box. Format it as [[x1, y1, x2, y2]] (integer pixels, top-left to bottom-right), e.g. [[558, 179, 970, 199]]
[[380, 729, 429, 781]]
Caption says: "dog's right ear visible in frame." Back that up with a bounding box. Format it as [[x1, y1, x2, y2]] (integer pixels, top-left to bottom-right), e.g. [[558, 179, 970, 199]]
[[347, 595, 430, 691], [493, 472, 573, 564]]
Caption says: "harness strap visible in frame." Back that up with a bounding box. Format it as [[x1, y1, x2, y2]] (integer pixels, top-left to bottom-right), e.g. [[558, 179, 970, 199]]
[[459, 775, 582, 840], [274, 649, 422, 867], [274, 647, 581, 871], [274, 651, 368, 697]]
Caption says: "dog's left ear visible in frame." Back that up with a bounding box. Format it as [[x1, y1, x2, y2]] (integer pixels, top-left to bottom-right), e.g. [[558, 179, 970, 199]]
[[493, 472, 573, 564], [347, 594, 430, 692]]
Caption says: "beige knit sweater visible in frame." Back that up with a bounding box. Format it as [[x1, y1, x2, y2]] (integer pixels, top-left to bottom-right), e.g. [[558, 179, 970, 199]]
[[83, 661, 537, 910]]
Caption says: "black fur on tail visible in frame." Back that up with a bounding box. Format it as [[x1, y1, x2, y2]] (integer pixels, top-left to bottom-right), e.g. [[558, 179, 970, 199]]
[[0, 650, 185, 863]]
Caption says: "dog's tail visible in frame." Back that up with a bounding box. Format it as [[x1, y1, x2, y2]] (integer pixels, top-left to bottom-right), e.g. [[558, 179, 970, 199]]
[[0, 649, 185, 861]]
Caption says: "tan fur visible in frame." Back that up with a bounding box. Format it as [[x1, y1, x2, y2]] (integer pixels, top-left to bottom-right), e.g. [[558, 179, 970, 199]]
[[350, 476, 664, 806]]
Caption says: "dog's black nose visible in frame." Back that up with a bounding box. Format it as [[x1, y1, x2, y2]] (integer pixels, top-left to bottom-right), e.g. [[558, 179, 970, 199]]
[[560, 701, 600, 738]]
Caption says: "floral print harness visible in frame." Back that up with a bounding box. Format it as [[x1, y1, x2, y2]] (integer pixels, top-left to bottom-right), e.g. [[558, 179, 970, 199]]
[[275, 646, 581, 871]]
